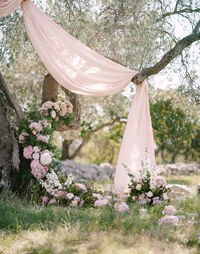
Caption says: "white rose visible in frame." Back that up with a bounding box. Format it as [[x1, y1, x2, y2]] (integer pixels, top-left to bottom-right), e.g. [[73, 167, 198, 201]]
[[40, 152, 52, 166]]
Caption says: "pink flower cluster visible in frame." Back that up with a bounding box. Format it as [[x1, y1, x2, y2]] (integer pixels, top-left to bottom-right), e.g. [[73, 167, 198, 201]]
[[74, 183, 87, 193], [156, 176, 167, 188], [23, 145, 53, 179], [158, 215, 178, 225], [114, 202, 130, 213], [162, 205, 177, 215], [39, 100, 73, 119]]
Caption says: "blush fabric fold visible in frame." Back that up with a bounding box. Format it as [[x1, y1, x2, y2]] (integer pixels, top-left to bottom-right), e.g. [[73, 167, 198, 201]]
[[0, 0, 156, 194]]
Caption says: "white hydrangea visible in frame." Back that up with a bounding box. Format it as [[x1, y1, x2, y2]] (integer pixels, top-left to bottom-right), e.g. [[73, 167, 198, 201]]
[[40, 152, 52, 166], [41, 171, 62, 194], [64, 174, 76, 187]]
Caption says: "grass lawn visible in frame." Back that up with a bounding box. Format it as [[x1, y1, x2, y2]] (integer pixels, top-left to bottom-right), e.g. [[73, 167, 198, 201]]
[[0, 175, 200, 254]]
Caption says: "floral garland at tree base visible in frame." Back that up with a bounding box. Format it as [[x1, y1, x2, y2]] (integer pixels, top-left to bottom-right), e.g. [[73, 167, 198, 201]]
[[17, 100, 170, 210]]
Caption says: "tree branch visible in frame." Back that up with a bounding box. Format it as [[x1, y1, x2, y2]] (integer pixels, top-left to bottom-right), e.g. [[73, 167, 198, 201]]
[[0, 71, 24, 120], [157, 8, 200, 21], [132, 31, 200, 85], [69, 117, 126, 159]]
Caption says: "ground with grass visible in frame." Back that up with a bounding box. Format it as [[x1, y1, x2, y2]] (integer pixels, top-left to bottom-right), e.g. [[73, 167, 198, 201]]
[[0, 175, 200, 254]]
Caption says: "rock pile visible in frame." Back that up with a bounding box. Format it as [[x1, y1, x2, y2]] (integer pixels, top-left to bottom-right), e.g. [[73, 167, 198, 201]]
[[61, 160, 200, 181]]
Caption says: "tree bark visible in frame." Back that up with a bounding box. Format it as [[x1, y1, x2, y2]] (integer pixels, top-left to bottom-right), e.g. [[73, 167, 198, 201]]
[[0, 71, 30, 192]]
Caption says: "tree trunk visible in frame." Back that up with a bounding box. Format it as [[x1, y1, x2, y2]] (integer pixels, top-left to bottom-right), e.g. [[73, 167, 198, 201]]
[[0, 71, 31, 193]]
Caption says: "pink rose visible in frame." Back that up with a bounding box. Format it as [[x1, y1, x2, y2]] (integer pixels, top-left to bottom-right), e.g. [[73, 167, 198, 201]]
[[146, 191, 153, 198], [139, 178, 143, 184], [54, 102, 60, 111], [94, 199, 109, 207], [33, 146, 40, 153], [23, 145, 34, 159], [136, 184, 142, 191], [32, 152, 40, 160], [19, 134, 25, 142], [30, 160, 46, 179], [50, 110, 56, 118], [32, 130, 37, 135], [60, 104, 67, 116], [37, 134, 49, 143], [42, 101, 55, 109], [65, 101, 73, 114], [29, 122, 43, 132]]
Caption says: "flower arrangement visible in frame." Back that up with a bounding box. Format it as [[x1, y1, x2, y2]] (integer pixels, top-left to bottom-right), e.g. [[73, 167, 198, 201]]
[[126, 152, 170, 206], [17, 100, 113, 208]]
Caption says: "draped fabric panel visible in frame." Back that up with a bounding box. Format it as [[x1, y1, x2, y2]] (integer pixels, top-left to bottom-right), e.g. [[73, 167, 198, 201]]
[[114, 80, 156, 194], [0, 0, 22, 18], [0, 0, 156, 194], [22, 0, 136, 96]]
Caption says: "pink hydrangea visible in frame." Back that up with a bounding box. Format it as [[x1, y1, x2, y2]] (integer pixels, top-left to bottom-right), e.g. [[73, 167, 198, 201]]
[[138, 194, 145, 201], [158, 215, 178, 225], [65, 101, 73, 113], [50, 110, 56, 118], [66, 193, 74, 200], [92, 193, 102, 200], [53, 191, 67, 198], [94, 199, 109, 207], [42, 196, 49, 205], [80, 200, 84, 207], [114, 202, 130, 213], [156, 176, 167, 188], [162, 205, 177, 215], [153, 197, 162, 206], [29, 122, 43, 132], [23, 145, 34, 159], [30, 160, 46, 179], [37, 134, 49, 143], [70, 200, 78, 207], [74, 183, 87, 193]]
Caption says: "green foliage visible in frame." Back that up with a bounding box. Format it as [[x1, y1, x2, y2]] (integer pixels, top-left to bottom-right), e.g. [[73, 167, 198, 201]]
[[150, 98, 198, 163]]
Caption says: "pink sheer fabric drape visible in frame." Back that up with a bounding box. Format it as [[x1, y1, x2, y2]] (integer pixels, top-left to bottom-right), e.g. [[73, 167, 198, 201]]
[[0, 0, 22, 18], [114, 80, 156, 194], [22, 0, 136, 96], [0, 0, 156, 194]]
